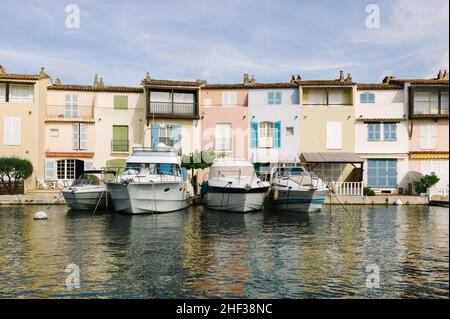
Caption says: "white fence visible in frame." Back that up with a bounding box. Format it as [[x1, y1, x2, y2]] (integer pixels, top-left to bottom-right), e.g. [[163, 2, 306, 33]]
[[330, 181, 364, 196], [428, 186, 449, 201]]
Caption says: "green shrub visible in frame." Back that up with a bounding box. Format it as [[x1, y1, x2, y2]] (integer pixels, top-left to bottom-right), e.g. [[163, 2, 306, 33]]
[[364, 187, 375, 196], [0, 157, 33, 194], [413, 173, 440, 194]]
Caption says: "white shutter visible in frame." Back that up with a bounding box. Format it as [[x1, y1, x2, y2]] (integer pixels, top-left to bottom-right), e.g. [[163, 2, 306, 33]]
[[420, 123, 436, 149], [3, 117, 21, 145], [79, 123, 88, 150], [328, 90, 344, 105], [3, 117, 11, 145], [326, 122, 342, 149], [45, 160, 55, 180], [13, 117, 21, 145], [73, 123, 80, 150], [204, 98, 212, 107]]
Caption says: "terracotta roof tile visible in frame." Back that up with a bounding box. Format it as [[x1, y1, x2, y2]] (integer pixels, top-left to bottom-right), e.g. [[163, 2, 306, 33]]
[[48, 84, 143, 93], [389, 79, 449, 86], [357, 83, 402, 90], [141, 79, 202, 87], [298, 80, 355, 86], [203, 82, 298, 89], [0, 73, 48, 81]]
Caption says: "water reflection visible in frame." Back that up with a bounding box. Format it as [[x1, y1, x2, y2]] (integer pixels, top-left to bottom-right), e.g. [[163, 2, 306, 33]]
[[0, 205, 448, 298]]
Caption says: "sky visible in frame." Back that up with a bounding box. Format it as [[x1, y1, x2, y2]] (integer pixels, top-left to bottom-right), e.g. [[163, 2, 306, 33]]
[[0, 0, 448, 86]]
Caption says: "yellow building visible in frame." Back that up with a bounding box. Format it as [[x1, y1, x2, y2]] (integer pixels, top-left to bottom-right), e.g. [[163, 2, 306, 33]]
[[0, 65, 51, 191], [299, 71, 363, 183]]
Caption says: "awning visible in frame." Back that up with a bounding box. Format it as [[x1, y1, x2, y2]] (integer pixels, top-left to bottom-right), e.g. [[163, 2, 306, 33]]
[[301, 152, 363, 164]]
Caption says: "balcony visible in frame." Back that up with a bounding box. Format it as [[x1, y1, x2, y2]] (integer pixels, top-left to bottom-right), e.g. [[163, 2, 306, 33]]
[[147, 101, 198, 119], [410, 88, 449, 118], [111, 140, 129, 152], [46, 105, 94, 122]]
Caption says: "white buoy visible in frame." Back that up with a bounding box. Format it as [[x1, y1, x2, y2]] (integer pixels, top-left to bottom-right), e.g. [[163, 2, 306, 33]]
[[33, 211, 48, 220], [394, 198, 403, 205]]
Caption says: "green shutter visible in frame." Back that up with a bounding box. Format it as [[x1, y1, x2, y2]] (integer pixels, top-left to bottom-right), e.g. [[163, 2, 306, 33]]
[[112, 125, 129, 152], [114, 95, 128, 109]]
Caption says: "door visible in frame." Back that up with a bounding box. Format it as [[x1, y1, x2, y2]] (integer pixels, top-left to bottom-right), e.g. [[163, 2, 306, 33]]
[[367, 159, 397, 188]]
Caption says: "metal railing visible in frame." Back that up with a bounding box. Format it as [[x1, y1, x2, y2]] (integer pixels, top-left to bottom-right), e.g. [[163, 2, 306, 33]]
[[149, 101, 196, 115], [111, 140, 129, 152]]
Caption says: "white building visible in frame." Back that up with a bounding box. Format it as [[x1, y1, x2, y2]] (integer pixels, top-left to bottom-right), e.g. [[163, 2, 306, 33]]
[[247, 83, 300, 174], [355, 83, 409, 194]]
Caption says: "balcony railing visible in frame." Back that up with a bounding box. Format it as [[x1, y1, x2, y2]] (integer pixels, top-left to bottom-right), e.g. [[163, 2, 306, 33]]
[[148, 101, 197, 117], [111, 140, 129, 152]]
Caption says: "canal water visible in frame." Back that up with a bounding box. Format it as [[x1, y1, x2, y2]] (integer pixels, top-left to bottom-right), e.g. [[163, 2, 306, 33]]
[[0, 205, 448, 298]]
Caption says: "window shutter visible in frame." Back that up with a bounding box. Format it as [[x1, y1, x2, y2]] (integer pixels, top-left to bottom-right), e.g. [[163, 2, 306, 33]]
[[13, 117, 21, 145], [151, 124, 160, 148], [73, 123, 80, 150], [326, 122, 342, 149], [172, 125, 182, 150], [274, 121, 281, 149], [45, 160, 55, 180], [250, 121, 258, 149], [3, 117, 11, 145], [360, 93, 367, 103], [80, 123, 88, 149], [72, 95, 78, 117], [429, 123, 437, 149]]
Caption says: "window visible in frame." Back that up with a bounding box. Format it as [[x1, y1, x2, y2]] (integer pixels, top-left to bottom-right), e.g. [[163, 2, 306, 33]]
[[159, 125, 174, 146], [384, 123, 397, 141], [214, 123, 232, 154], [3, 116, 21, 145], [73, 123, 88, 150], [420, 123, 437, 149], [259, 121, 274, 148], [45, 160, 55, 180], [9, 84, 33, 103], [286, 127, 294, 135], [414, 91, 439, 114], [114, 95, 128, 109], [112, 125, 129, 152], [328, 90, 344, 105], [268, 92, 282, 104], [368, 123, 381, 141], [65, 94, 79, 118], [367, 159, 397, 188], [326, 122, 342, 149], [50, 128, 59, 137], [222, 92, 237, 106], [441, 91, 449, 114], [306, 89, 327, 105], [0, 84, 5, 102], [173, 93, 194, 103], [150, 91, 171, 102], [360, 92, 375, 103], [313, 163, 343, 183], [57, 159, 76, 180], [204, 98, 212, 108]]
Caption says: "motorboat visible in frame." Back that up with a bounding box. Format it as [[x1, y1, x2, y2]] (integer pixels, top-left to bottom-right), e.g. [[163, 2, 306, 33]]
[[269, 166, 329, 213], [62, 169, 116, 211], [107, 146, 192, 214], [204, 158, 270, 212]]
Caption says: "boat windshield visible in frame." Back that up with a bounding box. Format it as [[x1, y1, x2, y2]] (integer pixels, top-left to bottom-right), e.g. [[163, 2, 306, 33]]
[[124, 163, 181, 176], [71, 175, 101, 186], [210, 166, 254, 178]]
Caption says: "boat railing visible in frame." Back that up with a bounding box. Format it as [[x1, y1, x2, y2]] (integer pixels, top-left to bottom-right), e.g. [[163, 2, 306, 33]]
[[213, 169, 259, 186], [270, 167, 325, 189]]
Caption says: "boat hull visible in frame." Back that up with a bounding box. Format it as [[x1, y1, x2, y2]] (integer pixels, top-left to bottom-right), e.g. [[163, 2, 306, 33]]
[[270, 187, 329, 213], [62, 188, 110, 211], [107, 182, 192, 214], [205, 186, 269, 212]]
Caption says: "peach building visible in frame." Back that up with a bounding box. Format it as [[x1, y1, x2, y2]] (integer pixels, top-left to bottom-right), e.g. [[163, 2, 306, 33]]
[[385, 71, 449, 191], [0, 66, 51, 191]]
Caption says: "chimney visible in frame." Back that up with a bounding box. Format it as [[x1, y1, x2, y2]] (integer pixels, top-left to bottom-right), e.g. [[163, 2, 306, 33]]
[[93, 73, 99, 87], [99, 77, 105, 87], [250, 74, 256, 85], [243, 73, 250, 85], [346, 73, 353, 82], [145, 72, 151, 82], [443, 69, 449, 80], [291, 75, 296, 83], [0, 65, 6, 74], [437, 69, 443, 79], [296, 74, 301, 81], [54, 78, 61, 85], [39, 67, 47, 76], [196, 79, 207, 85]]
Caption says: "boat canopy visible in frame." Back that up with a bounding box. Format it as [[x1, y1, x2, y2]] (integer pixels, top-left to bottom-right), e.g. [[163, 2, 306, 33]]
[[126, 147, 181, 165]]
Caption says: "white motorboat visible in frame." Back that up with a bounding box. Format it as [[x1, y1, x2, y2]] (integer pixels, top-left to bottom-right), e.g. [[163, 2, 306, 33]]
[[62, 169, 115, 211], [107, 146, 192, 214], [269, 166, 330, 213], [205, 158, 270, 212]]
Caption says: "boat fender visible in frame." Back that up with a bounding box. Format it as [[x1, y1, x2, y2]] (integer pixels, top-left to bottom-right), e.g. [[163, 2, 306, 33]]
[[274, 188, 279, 200], [33, 211, 48, 220]]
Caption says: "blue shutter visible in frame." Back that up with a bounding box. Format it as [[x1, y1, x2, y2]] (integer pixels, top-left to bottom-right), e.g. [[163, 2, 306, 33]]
[[387, 160, 397, 187], [360, 93, 367, 103], [384, 123, 397, 141], [151, 124, 159, 148], [181, 167, 188, 181], [368, 123, 380, 141], [368, 93, 375, 103], [367, 160, 377, 187], [274, 121, 281, 149], [250, 121, 258, 149], [172, 125, 182, 150]]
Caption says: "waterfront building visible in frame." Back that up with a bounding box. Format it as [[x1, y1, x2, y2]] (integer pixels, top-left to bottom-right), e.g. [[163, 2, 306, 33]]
[[355, 81, 410, 194], [44, 75, 144, 182], [247, 77, 300, 175], [385, 71, 449, 191], [298, 71, 363, 185], [0, 66, 51, 191]]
